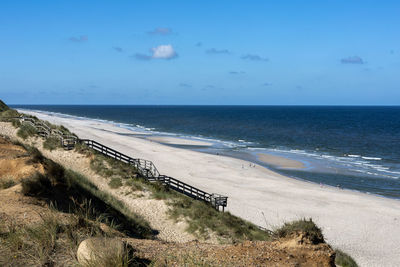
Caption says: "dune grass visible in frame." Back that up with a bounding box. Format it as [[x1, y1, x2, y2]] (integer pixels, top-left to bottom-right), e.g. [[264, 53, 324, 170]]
[[109, 177, 123, 189], [43, 136, 61, 151], [335, 249, 358, 267], [19, 147, 155, 239], [273, 218, 324, 244], [17, 123, 37, 139], [169, 196, 270, 241]]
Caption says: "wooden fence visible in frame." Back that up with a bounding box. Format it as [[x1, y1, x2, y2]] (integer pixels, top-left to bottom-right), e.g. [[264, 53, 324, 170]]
[[0, 116, 228, 210], [79, 139, 228, 211]]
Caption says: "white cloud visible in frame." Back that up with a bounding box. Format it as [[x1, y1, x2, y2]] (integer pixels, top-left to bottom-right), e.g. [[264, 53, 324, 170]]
[[151, 44, 177, 59]]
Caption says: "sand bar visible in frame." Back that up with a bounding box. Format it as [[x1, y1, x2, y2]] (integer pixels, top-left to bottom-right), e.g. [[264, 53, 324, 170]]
[[16, 110, 400, 267], [147, 136, 212, 146], [257, 153, 305, 169]]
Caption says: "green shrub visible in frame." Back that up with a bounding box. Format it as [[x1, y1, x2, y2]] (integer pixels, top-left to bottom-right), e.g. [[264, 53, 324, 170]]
[[43, 136, 61, 151], [109, 177, 123, 189], [17, 123, 37, 139], [335, 249, 358, 267], [273, 218, 324, 244]]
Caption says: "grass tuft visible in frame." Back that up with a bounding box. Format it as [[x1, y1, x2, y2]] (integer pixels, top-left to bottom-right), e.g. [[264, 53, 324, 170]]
[[17, 123, 37, 139], [335, 249, 358, 267], [169, 197, 270, 241], [273, 218, 324, 244], [43, 136, 61, 151], [109, 177, 123, 189]]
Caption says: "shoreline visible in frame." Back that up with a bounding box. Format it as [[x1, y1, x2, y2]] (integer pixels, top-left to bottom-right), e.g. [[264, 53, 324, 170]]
[[16, 109, 400, 267]]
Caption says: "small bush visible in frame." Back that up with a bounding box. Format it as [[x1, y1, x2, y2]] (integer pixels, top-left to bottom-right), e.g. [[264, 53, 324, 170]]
[[43, 136, 61, 151], [17, 123, 37, 140], [0, 178, 16, 189], [109, 177, 123, 189], [335, 249, 358, 267], [273, 218, 324, 244]]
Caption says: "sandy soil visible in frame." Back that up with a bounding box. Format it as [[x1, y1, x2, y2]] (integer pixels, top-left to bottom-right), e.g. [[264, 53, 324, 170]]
[[9, 110, 400, 267], [147, 136, 212, 146], [257, 153, 305, 169]]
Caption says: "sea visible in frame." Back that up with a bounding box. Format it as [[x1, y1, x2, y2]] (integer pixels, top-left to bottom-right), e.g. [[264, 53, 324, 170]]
[[13, 105, 400, 199]]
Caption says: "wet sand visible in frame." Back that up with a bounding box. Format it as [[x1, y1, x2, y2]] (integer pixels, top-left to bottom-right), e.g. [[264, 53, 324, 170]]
[[257, 153, 305, 169]]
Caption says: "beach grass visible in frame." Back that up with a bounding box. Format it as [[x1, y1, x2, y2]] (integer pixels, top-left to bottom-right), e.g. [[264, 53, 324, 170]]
[[335, 249, 358, 267], [19, 146, 155, 239], [109, 177, 123, 189], [43, 136, 62, 151], [169, 196, 270, 241], [74, 140, 272, 241], [273, 218, 324, 244], [17, 123, 37, 139]]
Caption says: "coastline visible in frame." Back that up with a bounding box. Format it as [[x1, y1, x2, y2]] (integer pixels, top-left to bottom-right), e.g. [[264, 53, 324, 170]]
[[17, 109, 400, 267]]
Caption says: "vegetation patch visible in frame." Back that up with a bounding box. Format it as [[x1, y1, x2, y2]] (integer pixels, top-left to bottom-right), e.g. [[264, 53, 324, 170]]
[[109, 177, 123, 189], [335, 249, 358, 267], [90, 152, 139, 180], [19, 147, 155, 239], [169, 197, 270, 241], [43, 136, 61, 151], [273, 218, 324, 244], [17, 123, 37, 140], [0, 99, 9, 112], [0, 206, 125, 266]]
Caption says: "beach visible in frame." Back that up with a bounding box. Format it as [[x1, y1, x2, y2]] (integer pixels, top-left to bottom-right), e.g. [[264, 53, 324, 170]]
[[18, 110, 400, 267]]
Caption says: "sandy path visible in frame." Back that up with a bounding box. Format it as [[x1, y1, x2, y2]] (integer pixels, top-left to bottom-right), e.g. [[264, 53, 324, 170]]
[[15, 110, 400, 267]]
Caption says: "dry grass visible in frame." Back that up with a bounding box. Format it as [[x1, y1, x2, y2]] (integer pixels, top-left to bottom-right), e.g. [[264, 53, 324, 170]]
[[17, 123, 37, 139], [335, 249, 358, 267], [273, 218, 324, 244]]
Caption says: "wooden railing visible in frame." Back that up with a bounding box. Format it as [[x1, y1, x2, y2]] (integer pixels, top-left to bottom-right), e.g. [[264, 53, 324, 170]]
[[0, 115, 228, 210], [79, 139, 228, 211]]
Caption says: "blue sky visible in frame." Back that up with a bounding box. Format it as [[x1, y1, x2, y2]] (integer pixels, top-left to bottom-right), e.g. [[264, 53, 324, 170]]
[[0, 0, 399, 105]]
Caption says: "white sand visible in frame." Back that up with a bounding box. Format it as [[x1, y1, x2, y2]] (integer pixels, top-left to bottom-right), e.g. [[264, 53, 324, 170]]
[[18, 110, 400, 267]]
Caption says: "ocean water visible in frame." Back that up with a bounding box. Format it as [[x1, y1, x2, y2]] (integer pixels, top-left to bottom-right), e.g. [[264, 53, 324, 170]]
[[14, 105, 400, 199]]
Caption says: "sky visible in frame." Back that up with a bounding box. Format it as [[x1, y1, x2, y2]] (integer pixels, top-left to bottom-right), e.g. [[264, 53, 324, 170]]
[[0, 0, 399, 105]]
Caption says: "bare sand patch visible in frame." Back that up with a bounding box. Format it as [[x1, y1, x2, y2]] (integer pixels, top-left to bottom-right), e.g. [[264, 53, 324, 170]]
[[257, 153, 305, 169]]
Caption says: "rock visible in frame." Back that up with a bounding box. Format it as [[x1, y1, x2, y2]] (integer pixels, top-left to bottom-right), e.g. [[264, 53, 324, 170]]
[[77, 237, 126, 265]]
